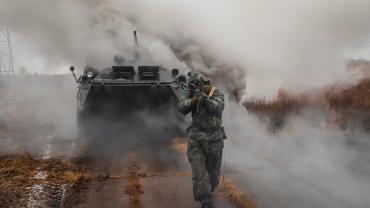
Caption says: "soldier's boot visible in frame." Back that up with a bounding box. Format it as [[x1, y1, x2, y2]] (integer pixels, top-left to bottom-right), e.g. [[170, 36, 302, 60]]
[[201, 199, 213, 208]]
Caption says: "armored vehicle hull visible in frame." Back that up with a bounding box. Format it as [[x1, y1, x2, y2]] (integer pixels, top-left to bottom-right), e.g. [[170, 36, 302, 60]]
[[73, 65, 188, 140]]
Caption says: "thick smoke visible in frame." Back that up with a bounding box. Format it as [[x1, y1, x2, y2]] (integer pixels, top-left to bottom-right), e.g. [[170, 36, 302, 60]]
[[1, 0, 370, 207], [2, 0, 370, 97], [0, 0, 188, 74], [223, 101, 370, 207], [0, 75, 78, 157]]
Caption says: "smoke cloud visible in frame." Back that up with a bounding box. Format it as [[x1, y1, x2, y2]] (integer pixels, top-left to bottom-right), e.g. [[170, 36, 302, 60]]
[[2, 0, 370, 97], [1, 0, 370, 207], [0, 75, 78, 157], [223, 100, 370, 207]]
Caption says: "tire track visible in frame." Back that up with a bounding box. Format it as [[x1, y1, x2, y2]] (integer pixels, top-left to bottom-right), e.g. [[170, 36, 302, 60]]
[[124, 155, 144, 208]]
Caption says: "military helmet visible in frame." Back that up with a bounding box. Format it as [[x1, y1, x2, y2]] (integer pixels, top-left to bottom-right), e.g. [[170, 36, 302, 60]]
[[187, 72, 211, 89]]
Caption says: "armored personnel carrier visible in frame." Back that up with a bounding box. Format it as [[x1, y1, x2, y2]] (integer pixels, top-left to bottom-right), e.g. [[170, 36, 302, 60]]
[[69, 33, 188, 140], [69, 63, 188, 139]]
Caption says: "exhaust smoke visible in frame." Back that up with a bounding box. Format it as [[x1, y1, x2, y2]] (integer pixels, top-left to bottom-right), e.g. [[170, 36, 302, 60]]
[[1, 0, 370, 207]]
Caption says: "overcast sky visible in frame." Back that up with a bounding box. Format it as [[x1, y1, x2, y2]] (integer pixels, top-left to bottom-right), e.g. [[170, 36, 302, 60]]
[[1, 0, 370, 98]]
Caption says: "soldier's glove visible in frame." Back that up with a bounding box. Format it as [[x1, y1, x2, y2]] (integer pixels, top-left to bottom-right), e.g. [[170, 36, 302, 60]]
[[200, 93, 210, 106], [200, 92, 209, 99], [192, 88, 201, 105], [191, 97, 199, 107], [200, 85, 212, 94]]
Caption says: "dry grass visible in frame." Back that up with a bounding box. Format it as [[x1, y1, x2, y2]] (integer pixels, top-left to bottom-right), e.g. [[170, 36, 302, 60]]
[[0, 154, 39, 179], [0, 155, 94, 184], [244, 96, 308, 116], [215, 178, 257, 208], [58, 171, 94, 183], [244, 79, 370, 130], [245, 79, 370, 114], [325, 80, 370, 111], [244, 88, 326, 116], [0, 154, 95, 207], [0, 155, 40, 206], [44, 158, 95, 185]]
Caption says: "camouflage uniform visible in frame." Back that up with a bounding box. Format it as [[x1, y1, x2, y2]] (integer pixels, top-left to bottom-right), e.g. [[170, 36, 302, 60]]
[[178, 79, 226, 204]]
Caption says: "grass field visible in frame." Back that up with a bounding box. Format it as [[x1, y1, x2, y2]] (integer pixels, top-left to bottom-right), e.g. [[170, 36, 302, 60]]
[[244, 79, 370, 131]]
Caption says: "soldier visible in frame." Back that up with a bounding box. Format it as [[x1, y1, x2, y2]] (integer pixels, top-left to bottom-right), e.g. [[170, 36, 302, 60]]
[[178, 72, 227, 208]]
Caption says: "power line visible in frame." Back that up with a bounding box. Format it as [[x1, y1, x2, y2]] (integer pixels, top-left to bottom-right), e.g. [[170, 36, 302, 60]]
[[0, 27, 15, 75]]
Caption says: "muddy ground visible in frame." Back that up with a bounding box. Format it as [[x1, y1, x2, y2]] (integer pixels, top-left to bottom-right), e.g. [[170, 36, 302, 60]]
[[0, 75, 254, 208], [0, 136, 249, 208], [4, 75, 369, 208]]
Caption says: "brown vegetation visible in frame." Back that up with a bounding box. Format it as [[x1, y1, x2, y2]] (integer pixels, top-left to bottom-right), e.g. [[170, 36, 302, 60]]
[[0, 154, 40, 207], [0, 154, 94, 207], [244, 79, 370, 130], [325, 79, 370, 111], [245, 79, 370, 114], [216, 178, 257, 208]]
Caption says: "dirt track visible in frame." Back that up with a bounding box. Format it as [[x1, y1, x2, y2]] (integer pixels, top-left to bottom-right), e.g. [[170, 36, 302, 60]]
[[0, 143, 244, 208], [73, 150, 235, 208], [0, 111, 249, 208], [0, 76, 255, 208]]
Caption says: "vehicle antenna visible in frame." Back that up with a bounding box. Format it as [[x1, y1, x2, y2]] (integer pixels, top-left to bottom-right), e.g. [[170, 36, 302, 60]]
[[134, 31, 138, 45], [133, 31, 140, 61]]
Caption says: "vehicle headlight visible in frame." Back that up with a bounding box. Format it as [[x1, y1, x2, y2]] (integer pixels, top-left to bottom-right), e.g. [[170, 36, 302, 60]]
[[87, 71, 94, 78]]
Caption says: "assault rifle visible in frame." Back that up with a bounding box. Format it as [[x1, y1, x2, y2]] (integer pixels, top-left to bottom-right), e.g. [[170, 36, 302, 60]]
[[193, 88, 208, 115]]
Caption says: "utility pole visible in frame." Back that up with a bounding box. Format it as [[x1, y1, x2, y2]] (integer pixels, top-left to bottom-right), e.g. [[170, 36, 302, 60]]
[[0, 27, 15, 75]]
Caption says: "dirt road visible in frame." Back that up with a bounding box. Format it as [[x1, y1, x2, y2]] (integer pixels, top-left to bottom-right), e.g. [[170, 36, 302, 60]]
[[73, 145, 235, 208], [0, 139, 239, 208], [0, 76, 254, 208], [0, 151, 238, 208]]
